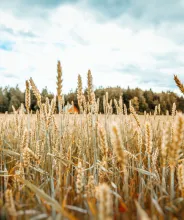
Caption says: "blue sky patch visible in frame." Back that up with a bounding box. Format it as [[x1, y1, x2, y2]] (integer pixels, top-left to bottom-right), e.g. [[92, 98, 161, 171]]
[[0, 41, 14, 51]]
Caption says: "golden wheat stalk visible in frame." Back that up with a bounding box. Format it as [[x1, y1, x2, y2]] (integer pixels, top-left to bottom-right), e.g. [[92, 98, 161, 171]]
[[169, 113, 184, 201], [130, 106, 141, 127], [97, 183, 113, 220], [87, 69, 94, 105], [76, 161, 84, 194], [25, 80, 30, 113], [29, 77, 41, 107], [57, 61, 63, 113], [174, 75, 184, 94], [77, 74, 83, 112], [5, 189, 17, 216], [112, 125, 127, 170]]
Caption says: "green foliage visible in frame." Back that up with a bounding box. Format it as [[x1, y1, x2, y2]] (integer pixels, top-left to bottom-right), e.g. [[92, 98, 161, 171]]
[[65, 86, 184, 114], [0, 85, 183, 113], [0, 86, 54, 113]]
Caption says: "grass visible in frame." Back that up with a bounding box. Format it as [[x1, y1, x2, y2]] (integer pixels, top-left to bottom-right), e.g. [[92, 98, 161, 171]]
[[0, 65, 184, 220]]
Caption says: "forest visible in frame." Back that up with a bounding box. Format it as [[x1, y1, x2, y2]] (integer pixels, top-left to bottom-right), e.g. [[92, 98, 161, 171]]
[[0, 84, 183, 114]]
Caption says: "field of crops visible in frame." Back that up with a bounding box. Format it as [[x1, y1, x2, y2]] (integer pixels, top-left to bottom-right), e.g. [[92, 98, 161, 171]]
[[0, 62, 184, 220]]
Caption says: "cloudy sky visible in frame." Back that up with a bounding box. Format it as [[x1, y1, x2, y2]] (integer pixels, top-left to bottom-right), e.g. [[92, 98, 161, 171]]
[[0, 0, 184, 95]]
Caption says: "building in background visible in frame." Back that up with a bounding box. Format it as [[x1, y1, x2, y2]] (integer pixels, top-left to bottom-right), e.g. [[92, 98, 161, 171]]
[[63, 103, 79, 114]]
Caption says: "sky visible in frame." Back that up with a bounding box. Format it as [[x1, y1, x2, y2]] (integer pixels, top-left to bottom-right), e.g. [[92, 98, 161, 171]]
[[0, 0, 184, 95]]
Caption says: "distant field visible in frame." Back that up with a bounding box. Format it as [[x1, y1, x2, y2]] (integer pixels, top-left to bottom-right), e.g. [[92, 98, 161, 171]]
[[1, 110, 181, 220], [0, 113, 172, 128], [1, 70, 184, 219]]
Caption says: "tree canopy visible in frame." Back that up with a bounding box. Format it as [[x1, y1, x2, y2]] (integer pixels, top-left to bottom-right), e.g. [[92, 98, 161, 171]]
[[0, 85, 183, 114]]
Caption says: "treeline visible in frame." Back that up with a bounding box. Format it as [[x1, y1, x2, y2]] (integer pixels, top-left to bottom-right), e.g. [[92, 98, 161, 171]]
[[0, 85, 183, 114], [66, 86, 184, 114], [0, 86, 54, 113]]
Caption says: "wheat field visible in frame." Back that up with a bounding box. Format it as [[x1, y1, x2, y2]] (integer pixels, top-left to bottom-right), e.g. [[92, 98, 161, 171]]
[[0, 62, 184, 220]]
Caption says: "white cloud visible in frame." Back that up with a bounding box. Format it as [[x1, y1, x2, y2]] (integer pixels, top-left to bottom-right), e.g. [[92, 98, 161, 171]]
[[0, 3, 183, 95]]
